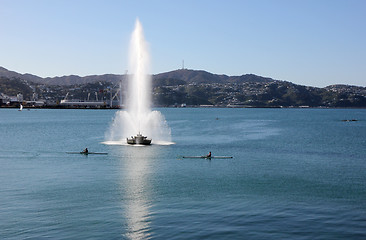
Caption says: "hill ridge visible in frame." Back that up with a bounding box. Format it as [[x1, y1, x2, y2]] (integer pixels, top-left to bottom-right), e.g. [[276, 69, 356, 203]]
[[1, 66, 365, 88], [0, 66, 277, 86]]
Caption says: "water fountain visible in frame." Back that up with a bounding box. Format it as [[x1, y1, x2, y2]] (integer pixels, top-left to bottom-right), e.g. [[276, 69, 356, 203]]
[[105, 19, 172, 145]]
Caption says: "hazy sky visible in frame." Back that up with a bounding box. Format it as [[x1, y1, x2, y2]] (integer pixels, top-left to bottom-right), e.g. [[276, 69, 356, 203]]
[[1, 0, 365, 87]]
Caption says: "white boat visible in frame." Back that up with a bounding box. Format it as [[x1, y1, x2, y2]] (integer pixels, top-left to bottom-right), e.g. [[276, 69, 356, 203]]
[[127, 132, 152, 145], [18, 104, 23, 111]]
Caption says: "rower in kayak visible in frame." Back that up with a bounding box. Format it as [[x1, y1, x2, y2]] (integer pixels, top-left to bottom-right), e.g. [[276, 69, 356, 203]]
[[206, 152, 211, 158], [82, 148, 88, 154]]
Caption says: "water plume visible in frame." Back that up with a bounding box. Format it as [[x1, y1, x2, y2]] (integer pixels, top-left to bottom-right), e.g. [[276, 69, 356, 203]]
[[104, 19, 172, 145]]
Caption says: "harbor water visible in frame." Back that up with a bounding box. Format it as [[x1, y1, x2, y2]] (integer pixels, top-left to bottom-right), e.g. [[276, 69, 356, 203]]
[[0, 108, 365, 239]]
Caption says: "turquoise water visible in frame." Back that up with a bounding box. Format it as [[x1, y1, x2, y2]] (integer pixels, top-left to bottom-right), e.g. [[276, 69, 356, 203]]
[[0, 108, 365, 239]]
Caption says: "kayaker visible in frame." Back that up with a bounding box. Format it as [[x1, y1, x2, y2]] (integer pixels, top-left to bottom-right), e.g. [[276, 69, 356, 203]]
[[206, 152, 211, 158], [82, 148, 88, 153]]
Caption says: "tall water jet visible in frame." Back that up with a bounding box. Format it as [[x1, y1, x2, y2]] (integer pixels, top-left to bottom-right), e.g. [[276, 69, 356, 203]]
[[128, 19, 151, 129], [105, 19, 172, 145]]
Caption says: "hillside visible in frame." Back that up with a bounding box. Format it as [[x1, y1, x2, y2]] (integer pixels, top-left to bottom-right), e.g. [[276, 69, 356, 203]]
[[0, 67, 123, 86], [0, 67, 274, 86], [1, 66, 365, 108], [154, 69, 274, 84], [0, 77, 33, 99], [0, 67, 42, 83]]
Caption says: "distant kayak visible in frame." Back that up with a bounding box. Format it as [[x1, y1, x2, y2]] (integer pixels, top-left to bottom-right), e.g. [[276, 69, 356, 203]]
[[182, 156, 233, 159], [66, 152, 108, 155]]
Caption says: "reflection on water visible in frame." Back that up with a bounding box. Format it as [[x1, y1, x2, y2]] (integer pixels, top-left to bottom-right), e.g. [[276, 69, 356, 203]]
[[116, 146, 158, 239]]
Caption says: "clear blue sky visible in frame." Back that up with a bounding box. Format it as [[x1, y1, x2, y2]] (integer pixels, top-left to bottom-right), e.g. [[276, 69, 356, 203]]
[[1, 0, 365, 87]]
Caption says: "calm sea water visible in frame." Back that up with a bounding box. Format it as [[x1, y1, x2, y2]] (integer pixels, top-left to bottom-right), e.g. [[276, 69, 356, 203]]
[[0, 108, 365, 239]]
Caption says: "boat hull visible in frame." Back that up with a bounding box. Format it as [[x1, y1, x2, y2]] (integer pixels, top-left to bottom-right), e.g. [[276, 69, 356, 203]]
[[182, 156, 233, 159], [126, 139, 151, 145], [66, 152, 108, 155], [127, 133, 152, 145]]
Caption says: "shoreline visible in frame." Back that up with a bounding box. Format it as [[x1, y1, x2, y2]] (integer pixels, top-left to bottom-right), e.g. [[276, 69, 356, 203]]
[[1, 105, 366, 110]]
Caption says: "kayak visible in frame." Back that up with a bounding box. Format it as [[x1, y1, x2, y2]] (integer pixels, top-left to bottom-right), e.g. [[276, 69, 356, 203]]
[[182, 156, 233, 159], [66, 152, 108, 155]]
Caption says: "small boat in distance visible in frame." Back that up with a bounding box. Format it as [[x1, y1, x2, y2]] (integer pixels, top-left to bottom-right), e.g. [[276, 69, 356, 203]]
[[18, 104, 23, 111], [66, 152, 108, 155], [182, 156, 233, 159], [127, 132, 152, 145]]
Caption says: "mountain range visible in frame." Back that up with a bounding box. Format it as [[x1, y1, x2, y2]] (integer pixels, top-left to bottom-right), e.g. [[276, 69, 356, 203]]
[[1, 66, 365, 108], [0, 66, 276, 86]]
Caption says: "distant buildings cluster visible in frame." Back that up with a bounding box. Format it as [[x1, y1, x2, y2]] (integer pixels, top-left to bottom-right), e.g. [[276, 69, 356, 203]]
[[1, 92, 46, 108]]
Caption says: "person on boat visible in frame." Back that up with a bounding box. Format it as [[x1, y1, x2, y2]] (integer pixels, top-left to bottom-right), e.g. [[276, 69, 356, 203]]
[[82, 148, 88, 153], [206, 152, 211, 158]]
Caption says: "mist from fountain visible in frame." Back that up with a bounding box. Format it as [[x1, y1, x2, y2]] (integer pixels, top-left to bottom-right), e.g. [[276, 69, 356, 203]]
[[104, 19, 172, 145]]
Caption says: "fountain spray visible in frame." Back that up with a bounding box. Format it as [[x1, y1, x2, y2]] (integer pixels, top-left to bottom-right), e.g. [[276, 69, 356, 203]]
[[105, 19, 172, 145]]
